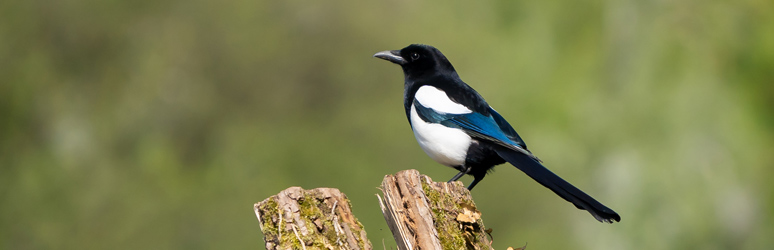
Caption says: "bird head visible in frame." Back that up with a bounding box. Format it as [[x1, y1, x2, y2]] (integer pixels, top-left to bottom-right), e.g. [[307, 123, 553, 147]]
[[373, 44, 456, 78]]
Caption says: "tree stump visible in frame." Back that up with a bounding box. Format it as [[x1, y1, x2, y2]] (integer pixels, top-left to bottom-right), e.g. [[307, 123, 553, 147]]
[[254, 187, 372, 250], [378, 169, 494, 250], [254, 170, 498, 250]]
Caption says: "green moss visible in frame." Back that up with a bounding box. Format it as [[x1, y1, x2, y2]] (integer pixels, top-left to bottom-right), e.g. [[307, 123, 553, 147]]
[[422, 181, 489, 250], [322, 220, 338, 242], [258, 198, 279, 239], [354, 221, 367, 249], [298, 195, 321, 219]]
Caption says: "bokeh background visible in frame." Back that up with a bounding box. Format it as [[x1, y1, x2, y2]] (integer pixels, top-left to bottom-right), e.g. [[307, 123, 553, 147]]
[[2, 0, 773, 249]]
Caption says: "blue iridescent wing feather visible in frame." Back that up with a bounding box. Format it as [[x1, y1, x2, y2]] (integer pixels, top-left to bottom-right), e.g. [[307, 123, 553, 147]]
[[414, 100, 539, 160]]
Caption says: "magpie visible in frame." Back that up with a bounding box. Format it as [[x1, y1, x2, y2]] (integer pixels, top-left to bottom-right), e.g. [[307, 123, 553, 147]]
[[373, 44, 620, 223]]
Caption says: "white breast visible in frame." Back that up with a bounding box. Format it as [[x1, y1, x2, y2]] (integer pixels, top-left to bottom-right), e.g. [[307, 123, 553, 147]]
[[409, 86, 473, 167]]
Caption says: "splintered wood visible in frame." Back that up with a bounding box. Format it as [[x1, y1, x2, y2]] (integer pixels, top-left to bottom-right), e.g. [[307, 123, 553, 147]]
[[378, 169, 494, 250], [254, 187, 372, 250]]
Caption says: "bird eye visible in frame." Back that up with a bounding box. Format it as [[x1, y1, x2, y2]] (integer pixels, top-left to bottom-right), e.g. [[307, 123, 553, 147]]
[[411, 52, 420, 60]]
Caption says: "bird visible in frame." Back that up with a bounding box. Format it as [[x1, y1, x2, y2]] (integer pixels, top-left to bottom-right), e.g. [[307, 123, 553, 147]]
[[373, 44, 620, 223]]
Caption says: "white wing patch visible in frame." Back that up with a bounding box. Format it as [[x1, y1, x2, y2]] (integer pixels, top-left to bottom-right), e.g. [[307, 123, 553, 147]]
[[409, 103, 472, 167], [414, 86, 472, 114]]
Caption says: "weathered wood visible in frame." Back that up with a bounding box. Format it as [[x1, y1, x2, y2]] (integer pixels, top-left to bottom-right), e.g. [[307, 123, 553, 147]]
[[254, 171, 502, 250], [378, 169, 494, 250], [254, 187, 372, 250]]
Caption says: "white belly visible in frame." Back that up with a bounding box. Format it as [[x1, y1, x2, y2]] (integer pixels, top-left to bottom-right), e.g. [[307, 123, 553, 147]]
[[409, 104, 472, 167]]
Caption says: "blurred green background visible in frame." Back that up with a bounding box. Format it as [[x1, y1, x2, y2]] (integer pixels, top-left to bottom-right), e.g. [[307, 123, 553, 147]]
[[2, 0, 773, 249]]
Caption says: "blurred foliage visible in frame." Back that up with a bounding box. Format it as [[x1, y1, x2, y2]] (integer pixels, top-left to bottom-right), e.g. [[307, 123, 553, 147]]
[[2, 0, 773, 249]]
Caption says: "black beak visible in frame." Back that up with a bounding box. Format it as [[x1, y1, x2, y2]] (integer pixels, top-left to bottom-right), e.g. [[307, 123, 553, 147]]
[[373, 50, 407, 65]]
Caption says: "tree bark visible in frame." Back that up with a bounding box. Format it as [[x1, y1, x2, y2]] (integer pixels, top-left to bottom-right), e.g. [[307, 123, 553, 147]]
[[254, 187, 372, 250], [378, 169, 494, 250]]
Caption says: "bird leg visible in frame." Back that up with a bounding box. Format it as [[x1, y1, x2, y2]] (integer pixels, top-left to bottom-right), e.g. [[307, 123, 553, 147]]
[[466, 175, 485, 191], [448, 165, 471, 182]]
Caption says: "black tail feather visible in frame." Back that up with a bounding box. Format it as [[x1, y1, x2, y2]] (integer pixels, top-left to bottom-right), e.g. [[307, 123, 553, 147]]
[[494, 147, 621, 223]]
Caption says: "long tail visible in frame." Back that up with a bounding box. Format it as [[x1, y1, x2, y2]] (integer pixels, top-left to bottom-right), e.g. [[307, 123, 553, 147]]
[[494, 147, 621, 223]]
